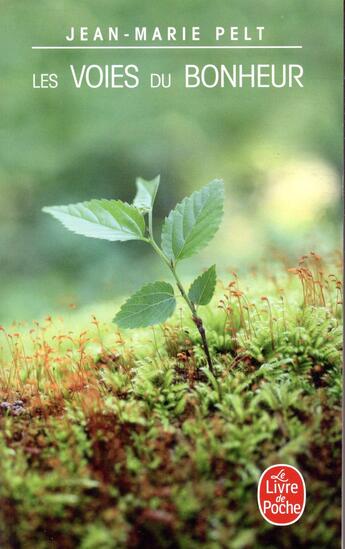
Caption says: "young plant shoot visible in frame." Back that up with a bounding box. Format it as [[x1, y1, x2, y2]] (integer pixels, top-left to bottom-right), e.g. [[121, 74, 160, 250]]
[[43, 177, 224, 373]]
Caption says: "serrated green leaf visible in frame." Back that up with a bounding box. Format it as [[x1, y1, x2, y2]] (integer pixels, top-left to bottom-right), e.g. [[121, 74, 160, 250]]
[[161, 180, 224, 262], [133, 175, 160, 212], [188, 265, 217, 306], [114, 281, 176, 329], [42, 199, 146, 241]]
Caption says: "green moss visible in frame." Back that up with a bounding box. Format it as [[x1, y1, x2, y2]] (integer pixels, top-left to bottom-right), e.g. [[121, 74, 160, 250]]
[[0, 259, 342, 548]]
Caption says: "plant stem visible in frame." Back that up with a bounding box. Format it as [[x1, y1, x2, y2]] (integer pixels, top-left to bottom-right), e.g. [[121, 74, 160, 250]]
[[191, 314, 215, 374], [148, 237, 214, 374]]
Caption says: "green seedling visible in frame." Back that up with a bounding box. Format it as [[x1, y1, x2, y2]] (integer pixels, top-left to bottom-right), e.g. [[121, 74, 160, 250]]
[[43, 177, 224, 373]]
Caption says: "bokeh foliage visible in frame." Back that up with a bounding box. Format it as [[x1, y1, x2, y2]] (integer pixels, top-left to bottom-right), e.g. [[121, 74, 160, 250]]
[[0, 0, 342, 321]]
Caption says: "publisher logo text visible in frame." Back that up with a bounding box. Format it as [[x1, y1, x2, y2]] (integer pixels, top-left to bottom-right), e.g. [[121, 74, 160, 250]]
[[257, 464, 306, 526]]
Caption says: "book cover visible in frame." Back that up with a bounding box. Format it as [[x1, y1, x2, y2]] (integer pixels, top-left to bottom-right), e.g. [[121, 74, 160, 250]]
[[0, 2, 342, 548]]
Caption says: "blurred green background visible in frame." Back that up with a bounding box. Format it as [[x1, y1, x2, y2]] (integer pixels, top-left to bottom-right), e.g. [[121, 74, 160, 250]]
[[0, 0, 342, 323]]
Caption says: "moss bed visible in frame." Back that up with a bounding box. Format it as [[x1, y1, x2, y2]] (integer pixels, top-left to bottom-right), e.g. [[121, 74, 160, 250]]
[[0, 254, 342, 548]]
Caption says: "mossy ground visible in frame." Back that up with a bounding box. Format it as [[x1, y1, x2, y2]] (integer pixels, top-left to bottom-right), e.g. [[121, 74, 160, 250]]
[[0, 254, 342, 549]]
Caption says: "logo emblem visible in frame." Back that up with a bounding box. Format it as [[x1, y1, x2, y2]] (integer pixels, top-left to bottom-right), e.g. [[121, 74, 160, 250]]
[[257, 464, 306, 526]]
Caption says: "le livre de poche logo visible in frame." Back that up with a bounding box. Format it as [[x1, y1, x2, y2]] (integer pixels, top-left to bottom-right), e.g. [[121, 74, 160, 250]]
[[257, 464, 306, 526]]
